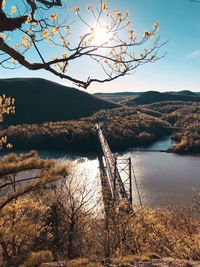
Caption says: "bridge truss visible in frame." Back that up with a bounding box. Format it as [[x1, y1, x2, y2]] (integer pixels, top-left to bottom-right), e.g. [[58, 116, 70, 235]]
[[97, 125, 142, 209]]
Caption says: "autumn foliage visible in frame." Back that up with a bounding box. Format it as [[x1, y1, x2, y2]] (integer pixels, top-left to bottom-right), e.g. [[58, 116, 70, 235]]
[[0, 157, 199, 267]]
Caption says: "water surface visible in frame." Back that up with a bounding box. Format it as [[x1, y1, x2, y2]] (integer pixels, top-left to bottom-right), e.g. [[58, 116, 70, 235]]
[[1, 137, 199, 208]]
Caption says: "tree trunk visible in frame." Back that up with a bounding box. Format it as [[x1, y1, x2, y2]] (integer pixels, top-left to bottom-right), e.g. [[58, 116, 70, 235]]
[[67, 219, 75, 259], [0, 241, 11, 265]]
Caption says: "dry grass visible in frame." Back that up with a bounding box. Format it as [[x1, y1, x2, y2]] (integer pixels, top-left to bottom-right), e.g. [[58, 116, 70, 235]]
[[64, 258, 102, 267]]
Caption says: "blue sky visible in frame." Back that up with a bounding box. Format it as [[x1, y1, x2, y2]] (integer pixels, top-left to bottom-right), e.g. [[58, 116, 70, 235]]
[[1, 0, 200, 93]]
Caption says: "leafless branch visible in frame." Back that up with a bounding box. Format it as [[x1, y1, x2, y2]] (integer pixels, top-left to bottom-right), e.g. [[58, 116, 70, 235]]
[[0, 0, 165, 88]]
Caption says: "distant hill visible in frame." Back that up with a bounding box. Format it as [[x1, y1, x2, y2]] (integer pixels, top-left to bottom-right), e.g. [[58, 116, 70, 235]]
[[172, 90, 197, 96], [94, 92, 139, 98], [0, 78, 118, 125], [127, 91, 200, 105], [94, 90, 200, 104]]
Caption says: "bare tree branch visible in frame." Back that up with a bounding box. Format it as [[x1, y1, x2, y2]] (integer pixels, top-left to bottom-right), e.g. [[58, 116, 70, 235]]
[[0, 0, 165, 88], [0, 152, 69, 210]]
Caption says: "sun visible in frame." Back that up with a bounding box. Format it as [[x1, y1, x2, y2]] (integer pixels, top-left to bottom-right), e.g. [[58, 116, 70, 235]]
[[93, 24, 110, 45]]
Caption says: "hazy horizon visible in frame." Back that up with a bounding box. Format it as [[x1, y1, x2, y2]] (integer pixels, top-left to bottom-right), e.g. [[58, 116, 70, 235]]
[[1, 76, 200, 94]]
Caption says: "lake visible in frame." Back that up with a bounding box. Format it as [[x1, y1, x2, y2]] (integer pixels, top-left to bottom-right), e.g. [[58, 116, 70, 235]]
[[1, 136, 200, 208]]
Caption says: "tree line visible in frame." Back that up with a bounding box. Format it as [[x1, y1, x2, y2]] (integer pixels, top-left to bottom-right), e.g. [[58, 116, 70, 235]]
[[0, 107, 172, 153]]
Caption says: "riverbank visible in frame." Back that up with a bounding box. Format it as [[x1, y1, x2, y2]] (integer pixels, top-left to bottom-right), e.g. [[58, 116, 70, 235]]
[[1, 103, 199, 155], [0, 108, 173, 153]]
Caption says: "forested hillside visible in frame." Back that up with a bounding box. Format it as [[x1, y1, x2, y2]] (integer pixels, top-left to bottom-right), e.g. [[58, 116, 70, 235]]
[[0, 107, 171, 152], [0, 78, 118, 124], [140, 101, 200, 153], [0, 79, 199, 154]]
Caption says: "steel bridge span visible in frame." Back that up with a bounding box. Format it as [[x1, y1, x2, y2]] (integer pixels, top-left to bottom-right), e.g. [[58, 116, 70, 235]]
[[97, 125, 142, 210]]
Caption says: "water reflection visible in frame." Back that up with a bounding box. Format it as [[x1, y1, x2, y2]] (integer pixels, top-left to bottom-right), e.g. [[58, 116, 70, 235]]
[[119, 151, 200, 207], [1, 136, 199, 208], [58, 151, 199, 208]]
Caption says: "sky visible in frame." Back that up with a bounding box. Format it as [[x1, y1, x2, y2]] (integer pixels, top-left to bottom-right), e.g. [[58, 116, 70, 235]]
[[1, 0, 200, 93]]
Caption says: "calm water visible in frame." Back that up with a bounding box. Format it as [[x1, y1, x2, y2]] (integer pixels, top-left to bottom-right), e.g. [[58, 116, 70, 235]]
[[1, 136, 200, 208], [118, 151, 200, 207]]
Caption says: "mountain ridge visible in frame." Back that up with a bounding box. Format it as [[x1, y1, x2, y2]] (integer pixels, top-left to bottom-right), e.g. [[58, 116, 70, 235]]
[[0, 78, 118, 125], [94, 90, 200, 104], [133, 90, 200, 104]]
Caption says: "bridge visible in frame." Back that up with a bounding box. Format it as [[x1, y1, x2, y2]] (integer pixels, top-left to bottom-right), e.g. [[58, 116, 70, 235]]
[[97, 124, 142, 211], [97, 124, 142, 259]]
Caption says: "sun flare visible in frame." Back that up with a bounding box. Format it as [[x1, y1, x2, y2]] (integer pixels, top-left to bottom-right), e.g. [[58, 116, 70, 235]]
[[93, 24, 110, 45]]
